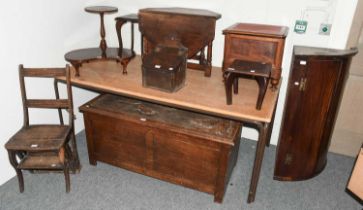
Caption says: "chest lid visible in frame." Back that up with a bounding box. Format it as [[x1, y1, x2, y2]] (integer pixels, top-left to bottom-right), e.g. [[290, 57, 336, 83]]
[[80, 94, 241, 144]]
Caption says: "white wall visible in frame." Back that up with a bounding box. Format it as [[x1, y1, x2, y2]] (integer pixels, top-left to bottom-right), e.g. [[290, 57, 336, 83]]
[[0, 0, 358, 185]]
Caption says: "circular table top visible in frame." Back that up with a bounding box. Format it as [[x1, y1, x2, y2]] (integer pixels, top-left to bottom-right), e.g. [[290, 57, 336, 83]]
[[85, 6, 118, 14]]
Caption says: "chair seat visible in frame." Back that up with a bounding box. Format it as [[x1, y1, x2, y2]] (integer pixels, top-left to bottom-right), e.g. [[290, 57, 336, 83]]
[[5, 125, 71, 151], [17, 154, 64, 170]]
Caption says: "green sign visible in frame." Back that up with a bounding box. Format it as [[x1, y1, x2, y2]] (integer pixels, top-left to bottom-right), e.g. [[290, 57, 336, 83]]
[[294, 20, 308, 34]]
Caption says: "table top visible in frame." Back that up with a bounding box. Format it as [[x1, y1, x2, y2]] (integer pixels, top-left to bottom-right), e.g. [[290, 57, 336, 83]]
[[115, 13, 139, 22], [64, 47, 133, 63], [223, 23, 289, 38], [85, 6, 118, 14], [58, 56, 279, 123], [139, 7, 221, 19]]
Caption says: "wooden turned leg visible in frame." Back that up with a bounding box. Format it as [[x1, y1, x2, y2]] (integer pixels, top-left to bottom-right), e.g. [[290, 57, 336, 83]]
[[233, 77, 239, 94], [8, 150, 24, 193], [115, 19, 126, 52], [70, 62, 82, 77], [255, 77, 269, 110], [121, 58, 130, 75], [224, 72, 234, 105]]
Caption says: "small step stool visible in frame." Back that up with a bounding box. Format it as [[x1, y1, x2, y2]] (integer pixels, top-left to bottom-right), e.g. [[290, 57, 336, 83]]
[[223, 59, 272, 110]]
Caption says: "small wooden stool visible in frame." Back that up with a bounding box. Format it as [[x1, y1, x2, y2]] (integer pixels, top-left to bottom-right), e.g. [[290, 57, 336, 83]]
[[224, 60, 272, 110]]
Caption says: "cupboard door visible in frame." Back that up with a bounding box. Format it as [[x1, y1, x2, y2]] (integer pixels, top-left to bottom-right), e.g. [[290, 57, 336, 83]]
[[274, 57, 341, 181]]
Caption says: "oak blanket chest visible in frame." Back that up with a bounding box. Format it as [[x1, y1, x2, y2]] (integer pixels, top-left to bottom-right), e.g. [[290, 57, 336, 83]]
[[80, 94, 242, 202]]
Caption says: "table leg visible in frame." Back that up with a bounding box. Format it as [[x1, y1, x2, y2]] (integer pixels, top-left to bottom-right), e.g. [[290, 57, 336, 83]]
[[115, 19, 126, 54], [131, 23, 135, 57], [99, 13, 107, 54], [121, 57, 134, 75], [247, 122, 269, 203], [205, 42, 213, 77], [69, 62, 81, 77]]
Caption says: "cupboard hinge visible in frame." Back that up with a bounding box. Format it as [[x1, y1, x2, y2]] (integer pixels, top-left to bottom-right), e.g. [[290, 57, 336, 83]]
[[299, 78, 307, 91]]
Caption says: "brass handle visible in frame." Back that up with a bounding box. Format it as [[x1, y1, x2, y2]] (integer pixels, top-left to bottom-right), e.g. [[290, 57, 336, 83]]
[[299, 78, 307, 91], [284, 153, 293, 165]]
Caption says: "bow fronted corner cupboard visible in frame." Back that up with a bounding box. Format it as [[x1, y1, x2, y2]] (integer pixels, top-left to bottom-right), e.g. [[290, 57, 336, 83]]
[[274, 46, 358, 181]]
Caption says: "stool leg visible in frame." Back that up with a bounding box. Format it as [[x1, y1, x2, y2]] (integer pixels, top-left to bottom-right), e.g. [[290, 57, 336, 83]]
[[224, 72, 234, 105], [233, 78, 239, 94], [255, 77, 269, 110], [8, 150, 24, 193]]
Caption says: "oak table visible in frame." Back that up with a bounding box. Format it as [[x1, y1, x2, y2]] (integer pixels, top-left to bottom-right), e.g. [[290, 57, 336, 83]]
[[139, 7, 221, 77], [56, 56, 279, 203]]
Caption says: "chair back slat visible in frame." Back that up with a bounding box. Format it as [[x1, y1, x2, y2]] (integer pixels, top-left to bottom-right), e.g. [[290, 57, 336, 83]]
[[18, 64, 73, 127], [26, 99, 70, 109], [21, 68, 66, 78]]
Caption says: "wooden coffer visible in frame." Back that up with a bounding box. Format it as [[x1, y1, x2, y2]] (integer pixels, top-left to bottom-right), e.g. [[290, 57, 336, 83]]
[[80, 94, 242, 203]]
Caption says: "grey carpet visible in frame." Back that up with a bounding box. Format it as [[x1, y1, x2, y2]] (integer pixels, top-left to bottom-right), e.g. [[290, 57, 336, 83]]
[[0, 131, 361, 210]]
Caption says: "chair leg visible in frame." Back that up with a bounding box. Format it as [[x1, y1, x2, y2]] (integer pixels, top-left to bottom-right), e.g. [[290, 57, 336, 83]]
[[8, 150, 24, 193], [64, 162, 70, 193], [70, 131, 81, 172]]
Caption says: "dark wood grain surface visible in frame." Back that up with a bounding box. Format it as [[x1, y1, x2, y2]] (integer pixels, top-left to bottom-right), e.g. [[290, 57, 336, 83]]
[[274, 46, 357, 181], [222, 23, 288, 88], [80, 94, 242, 203]]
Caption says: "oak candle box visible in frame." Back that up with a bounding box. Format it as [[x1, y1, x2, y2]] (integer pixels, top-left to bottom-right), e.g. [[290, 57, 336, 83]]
[[79, 94, 242, 202], [142, 43, 188, 92]]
